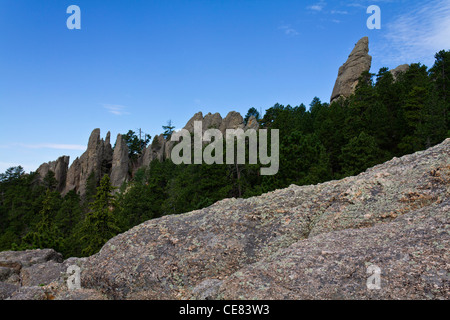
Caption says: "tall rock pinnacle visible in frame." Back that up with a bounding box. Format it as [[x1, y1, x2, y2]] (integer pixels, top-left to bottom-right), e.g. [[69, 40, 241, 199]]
[[330, 37, 372, 104], [110, 134, 130, 190]]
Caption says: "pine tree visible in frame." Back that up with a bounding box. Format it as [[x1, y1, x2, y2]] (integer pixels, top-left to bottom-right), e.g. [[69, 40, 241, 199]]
[[339, 132, 382, 177], [244, 107, 261, 124], [429, 50, 450, 132], [22, 189, 63, 252], [162, 120, 175, 139], [79, 175, 120, 256]]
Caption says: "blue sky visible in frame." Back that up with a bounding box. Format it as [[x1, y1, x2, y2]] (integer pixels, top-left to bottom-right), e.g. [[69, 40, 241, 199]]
[[1, 0, 449, 172]]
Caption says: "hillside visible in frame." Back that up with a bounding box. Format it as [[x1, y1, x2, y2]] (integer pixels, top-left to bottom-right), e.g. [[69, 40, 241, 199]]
[[1, 137, 448, 300]]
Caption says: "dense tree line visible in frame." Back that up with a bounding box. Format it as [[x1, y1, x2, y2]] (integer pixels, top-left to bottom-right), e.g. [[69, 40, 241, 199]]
[[1, 51, 449, 258]]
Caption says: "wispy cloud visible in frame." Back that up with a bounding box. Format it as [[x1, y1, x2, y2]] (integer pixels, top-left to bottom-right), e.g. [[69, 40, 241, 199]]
[[278, 25, 299, 36], [307, 1, 327, 12], [330, 10, 348, 15], [103, 104, 130, 116], [375, 0, 450, 66], [345, 2, 366, 9]]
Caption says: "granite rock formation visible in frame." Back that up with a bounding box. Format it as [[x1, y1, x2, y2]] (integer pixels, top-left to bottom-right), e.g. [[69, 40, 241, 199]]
[[3, 138, 448, 300], [331, 37, 372, 104], [109, 134, 129, 190], [219, 111, 245, 134], [35, 109, 261, 196], [37, 156, 70, 192], [390, 64, 410, 81], [141, 134, 166, 168], [141, 111, 254, 168], [64, 129, 113, 196], [245, 115, 260, 131]]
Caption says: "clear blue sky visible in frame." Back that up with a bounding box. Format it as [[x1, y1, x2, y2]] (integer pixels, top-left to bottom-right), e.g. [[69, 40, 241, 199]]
[[1, 0, 449, 172]]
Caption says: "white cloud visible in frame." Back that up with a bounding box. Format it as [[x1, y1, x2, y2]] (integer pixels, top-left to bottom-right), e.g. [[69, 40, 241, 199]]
[[278, 25, 299, 36], [103, 104, 130, 116], [307, 1, 326, 12], [376, 0, 450, 66], [330, 10, 348, 15], [345, 3, 366, 9]]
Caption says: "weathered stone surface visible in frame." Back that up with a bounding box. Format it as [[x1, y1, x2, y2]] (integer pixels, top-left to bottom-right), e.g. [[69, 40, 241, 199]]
[[203, 112, 223, 131], [110, 134, 129, 189], [0, 282, 18, 300], [0, 267, 13, 282], [142, 134, 166, 167], [4, 139, 449, 300], [37, 156, 70, 192], [21, 261, 65, 287], [331, 37, 372, 103], [245, 115, 259, 131], [0, 249, 63, 269], [53, 288, 108, 300], [220, 111, 245, 134], [0, 249, 63, 288], [217, 200, 449, 300], [7, 286, 48, 301], [390, 64, 410, 81], [0, 251, 89, 300], [184, 111, 242, 134], [64, 157, 81, 195], [184, 111, 205, 133], [0, 249, 65, 299], [191, 279, 224, 300], [62, 129, 113, 196], [79, 139, 449, 300]]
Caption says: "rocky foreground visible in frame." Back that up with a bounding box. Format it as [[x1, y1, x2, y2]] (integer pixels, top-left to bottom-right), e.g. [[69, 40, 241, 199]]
[[1, 139, 449, 300]]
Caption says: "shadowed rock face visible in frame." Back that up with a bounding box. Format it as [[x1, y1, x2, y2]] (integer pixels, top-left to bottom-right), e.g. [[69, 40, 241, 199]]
[[390, 64, 410, 81], [64, 129, 113, 196], [36, 110, 255, 194], [141, 111, 251, 168], [37, 156, 70, 192], [1, 139, 449, 300], [141, 134, 166, 168], [219, 111, 244, 134], [110, 134, 129, 190], [331, 37, 372, 104], [245, 115, 260, 131]]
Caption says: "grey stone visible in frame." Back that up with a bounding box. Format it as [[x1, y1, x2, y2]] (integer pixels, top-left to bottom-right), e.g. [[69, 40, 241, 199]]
[[0, 282, 19, 300], [220, 111, 245, 134], [37, 156, 70, 192], [0, 267, 13, 282], [218, 200, 450, 300], [0, 249, 63, 268], [79, 139, 449, 300], [21, 261, 64, 287], [390, 64, 410, 81], [191, 279, 223, 300], [331, 37, 372, 103], [245, 115, 259, 131], [7, 286, 48, 300], [110, 134, 130, 189], [203, 112, 223, 131], [63, 129, 113, 196], [183, 111, 204, 133]]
